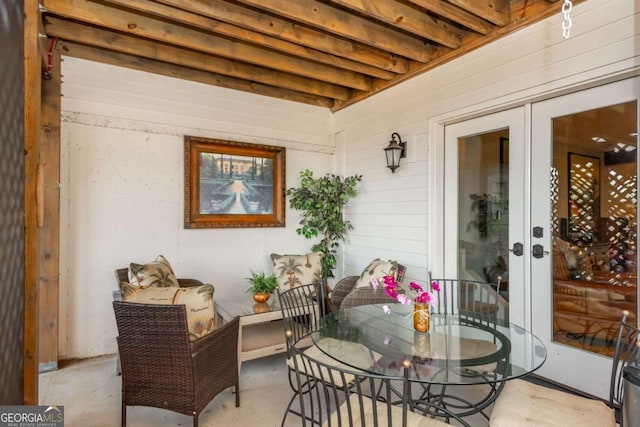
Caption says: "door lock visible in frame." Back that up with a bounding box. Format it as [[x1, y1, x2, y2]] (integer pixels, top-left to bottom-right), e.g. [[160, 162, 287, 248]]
[[533, 227, 544, 238], [532, 244, 549, 259], [509, 242, 524, 256]]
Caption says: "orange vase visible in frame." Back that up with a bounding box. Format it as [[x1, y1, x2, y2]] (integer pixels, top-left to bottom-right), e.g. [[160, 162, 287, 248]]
[[413, 303, 430, 332], [253, 292, 270, 303]]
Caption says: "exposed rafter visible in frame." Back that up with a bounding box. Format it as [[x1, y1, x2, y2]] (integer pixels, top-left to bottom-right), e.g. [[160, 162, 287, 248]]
[[40, 0, 582, 111]]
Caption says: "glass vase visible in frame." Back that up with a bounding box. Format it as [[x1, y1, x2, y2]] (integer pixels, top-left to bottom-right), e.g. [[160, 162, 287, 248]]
[[413, 303, 430, 332]]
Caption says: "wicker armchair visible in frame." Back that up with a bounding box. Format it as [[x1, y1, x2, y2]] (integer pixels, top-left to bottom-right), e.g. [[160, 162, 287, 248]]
[[329, 264, 408, 311], [330, 275, 404, 311], [112, 268, 207, 374], [113, 301, 240, 427]]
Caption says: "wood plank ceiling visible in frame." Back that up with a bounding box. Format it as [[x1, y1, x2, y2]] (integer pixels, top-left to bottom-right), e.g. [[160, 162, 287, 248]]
[[40, 0, 576, 111]]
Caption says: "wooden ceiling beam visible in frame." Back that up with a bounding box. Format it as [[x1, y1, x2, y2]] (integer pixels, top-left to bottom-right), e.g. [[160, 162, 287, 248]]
[[41, 0, 372, 90], [44, 17, 352, 101], [155, 0, 409, 74], [326, 0, 463, 48], [102, 0, 396, 81], [447, 0, 510, 26], [59, 41, 336, 108], [405, 0, 495, 34], [232, 0, 436, 63], [333, 0, 576, 111]]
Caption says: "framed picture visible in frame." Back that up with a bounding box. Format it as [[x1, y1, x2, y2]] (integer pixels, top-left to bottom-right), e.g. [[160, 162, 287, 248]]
[[184, 136, 286, 228]]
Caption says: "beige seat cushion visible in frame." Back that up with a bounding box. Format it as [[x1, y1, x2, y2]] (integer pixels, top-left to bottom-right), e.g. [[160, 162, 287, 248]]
[[325, 393, 450, 427], [490, 379, 615, 427], [288, 338, 380, 387], [413, 332, 498, 374], [119, 283, 215, 342], [127, 254, 179, 288]]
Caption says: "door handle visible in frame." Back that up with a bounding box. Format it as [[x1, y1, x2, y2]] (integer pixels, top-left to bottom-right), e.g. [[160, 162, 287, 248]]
[[532, 244, 549, 259], [509, 242, 524, 256]]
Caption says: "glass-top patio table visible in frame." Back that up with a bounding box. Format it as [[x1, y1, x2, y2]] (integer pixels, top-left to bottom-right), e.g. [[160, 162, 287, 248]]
[[311, 303, 547, 425]]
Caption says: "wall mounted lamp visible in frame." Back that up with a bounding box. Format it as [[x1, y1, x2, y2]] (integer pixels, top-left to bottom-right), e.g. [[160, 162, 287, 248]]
[[384, 132, 406, 173]]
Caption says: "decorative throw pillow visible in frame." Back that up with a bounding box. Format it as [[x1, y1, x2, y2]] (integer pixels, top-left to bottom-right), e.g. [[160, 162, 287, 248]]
[[119, 282, 215, 342], [128, 255, 179, 288], [271, 252, 324, 291], [354, 258, 400, 289]]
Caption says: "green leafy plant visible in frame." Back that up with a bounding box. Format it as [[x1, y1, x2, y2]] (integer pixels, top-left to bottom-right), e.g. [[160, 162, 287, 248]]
[[286, 169, 363, 280], [245, 270, 278, 294], [467, 193, 491, 239]]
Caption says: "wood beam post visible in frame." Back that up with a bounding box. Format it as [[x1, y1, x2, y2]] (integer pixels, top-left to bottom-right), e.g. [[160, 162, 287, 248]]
[[24, 0, 42, 405], [38, 39, 61, 373]]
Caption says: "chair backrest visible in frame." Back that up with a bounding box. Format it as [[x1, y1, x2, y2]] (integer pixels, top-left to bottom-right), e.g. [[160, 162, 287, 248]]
[[113, 301, 195, 387], [288, 343, 412, 427], [430, 276, 507, 325], [610, 310, 640, 410], [278, 284, 320, 350]]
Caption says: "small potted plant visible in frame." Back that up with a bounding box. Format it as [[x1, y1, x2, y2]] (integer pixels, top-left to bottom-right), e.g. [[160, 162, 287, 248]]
[[246, 270, 278, 303]]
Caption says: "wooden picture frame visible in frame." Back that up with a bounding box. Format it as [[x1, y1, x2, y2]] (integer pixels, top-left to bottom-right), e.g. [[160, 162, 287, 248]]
[[184, 136, 286, 228]]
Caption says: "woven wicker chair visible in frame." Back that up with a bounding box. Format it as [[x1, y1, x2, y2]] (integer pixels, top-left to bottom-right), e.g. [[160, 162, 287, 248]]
[[112, 268, 207, 375], [113, 301, 240, 427], [329, 264, 408, 311]]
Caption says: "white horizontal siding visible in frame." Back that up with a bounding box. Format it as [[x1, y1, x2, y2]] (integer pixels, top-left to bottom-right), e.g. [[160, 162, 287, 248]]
[[334, 0, 639, 281]]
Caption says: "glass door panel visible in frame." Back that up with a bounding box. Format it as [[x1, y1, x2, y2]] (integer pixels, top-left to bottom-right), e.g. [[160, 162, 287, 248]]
[[458, 131, 509, 302], [551, 102, 638, 357]]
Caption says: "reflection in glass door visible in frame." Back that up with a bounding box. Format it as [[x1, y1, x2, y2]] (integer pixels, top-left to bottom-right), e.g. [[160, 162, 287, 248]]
[[551, 102, 638, 357], [458, 131, 510, 311]]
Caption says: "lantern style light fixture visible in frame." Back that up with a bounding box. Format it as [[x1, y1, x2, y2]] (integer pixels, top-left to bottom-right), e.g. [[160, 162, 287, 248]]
[[384, 132, 406, 173]]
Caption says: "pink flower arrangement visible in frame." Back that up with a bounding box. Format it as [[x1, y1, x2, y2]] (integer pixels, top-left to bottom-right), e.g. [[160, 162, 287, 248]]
[[372, 275, 440, 306]]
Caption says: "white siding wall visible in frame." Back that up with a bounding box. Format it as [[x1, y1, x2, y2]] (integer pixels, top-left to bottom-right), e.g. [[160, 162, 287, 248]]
[[334, 0, 639, 284], [59, 58, 333, 359]]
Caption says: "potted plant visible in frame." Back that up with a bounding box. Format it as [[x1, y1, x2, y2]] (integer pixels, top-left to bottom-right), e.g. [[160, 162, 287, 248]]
[[245, 270, 278, 303], [287, 169, 362, 283]]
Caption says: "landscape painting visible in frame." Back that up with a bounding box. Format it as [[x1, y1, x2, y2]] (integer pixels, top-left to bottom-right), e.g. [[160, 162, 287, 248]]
[[184, 136, 285, 228]]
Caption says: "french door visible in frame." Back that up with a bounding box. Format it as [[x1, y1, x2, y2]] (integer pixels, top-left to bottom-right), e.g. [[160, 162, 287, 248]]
[[444, 78, 638, 399], [444, 107, 527, 327], [531, 78, 638, 399]]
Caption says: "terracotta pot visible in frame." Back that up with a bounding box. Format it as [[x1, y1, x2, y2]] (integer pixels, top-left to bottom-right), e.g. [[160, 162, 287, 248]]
[[253, 292, 270, 303], [413, 303, 430, 332]]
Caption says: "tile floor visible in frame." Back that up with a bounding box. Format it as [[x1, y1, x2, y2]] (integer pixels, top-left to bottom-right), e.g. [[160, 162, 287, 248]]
[[39, 353, 494, 427]]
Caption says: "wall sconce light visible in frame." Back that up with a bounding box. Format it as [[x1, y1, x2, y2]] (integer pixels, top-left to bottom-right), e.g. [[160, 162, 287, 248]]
[[384, 132, 406, 173]]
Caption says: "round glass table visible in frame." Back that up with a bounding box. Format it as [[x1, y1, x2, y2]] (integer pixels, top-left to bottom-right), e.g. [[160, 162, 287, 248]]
[[311, 303, 547, 424]]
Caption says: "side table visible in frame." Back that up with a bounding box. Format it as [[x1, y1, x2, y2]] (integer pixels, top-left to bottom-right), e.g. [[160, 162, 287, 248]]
[[215, 295, 288, 373]]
